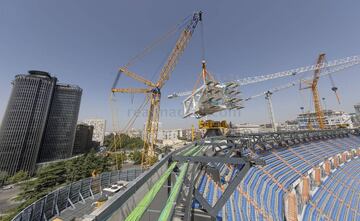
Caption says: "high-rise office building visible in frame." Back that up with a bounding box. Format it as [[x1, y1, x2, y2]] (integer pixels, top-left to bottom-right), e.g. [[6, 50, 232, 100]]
[[0, 71, 57, 175], [73, 123, 93, 155], [83, 119, 106, 146], [37, 84, 82, 162], [0, 71, 82, 175], [297, 109, 353, 130]]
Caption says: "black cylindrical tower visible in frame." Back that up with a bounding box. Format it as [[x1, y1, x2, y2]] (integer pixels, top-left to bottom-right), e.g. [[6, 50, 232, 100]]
[[0, 71, 57, 175], [38, 84, 82, 162]]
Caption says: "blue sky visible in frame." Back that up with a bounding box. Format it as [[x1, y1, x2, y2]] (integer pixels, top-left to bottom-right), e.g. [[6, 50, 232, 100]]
[[1, 1, 360, 130]]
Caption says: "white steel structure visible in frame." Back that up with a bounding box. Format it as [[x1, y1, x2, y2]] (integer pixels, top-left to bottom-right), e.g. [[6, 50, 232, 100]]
[[182, 80, 243, 118], [170, 55, 360, 119], [169, 55, 360, 99]]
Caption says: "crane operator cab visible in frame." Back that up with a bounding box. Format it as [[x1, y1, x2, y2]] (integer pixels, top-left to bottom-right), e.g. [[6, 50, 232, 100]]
[[152, 87, 161, 95]]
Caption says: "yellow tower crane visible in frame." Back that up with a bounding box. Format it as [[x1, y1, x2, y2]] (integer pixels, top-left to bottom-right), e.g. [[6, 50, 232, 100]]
[[112, 12, 203, 167], [300, 53, 326, 129]]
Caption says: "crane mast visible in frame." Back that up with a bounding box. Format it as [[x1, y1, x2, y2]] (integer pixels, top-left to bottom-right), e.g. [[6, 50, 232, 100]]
[[311, 53, 326, 129], [265, 91, 276, 132], [143, 12, 202, 162]]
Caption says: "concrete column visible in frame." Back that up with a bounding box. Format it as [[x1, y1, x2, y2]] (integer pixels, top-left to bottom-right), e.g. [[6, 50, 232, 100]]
[[324, 160, 331, 176], [287, 192, 298, 221], [333, 156, 339, 168], [314, 167, 321, 186], [342, 152, 347, 163], [349, 151, 354, 159], [301, 176, 310, 203]]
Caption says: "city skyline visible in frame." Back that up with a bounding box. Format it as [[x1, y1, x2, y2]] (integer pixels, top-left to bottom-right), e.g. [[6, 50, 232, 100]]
[[1, 2, 360, 221], [1, 1, 360, 131]]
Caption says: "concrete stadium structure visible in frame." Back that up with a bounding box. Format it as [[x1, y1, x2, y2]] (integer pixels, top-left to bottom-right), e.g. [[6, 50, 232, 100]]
[[12, 129, 360, 221]]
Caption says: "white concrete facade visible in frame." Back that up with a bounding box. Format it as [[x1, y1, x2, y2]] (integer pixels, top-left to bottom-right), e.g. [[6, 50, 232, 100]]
[[83, 119, 106, 145]]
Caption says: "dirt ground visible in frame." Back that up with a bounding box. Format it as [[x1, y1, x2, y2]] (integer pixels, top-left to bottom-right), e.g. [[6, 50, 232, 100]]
[[0, 185, 22, 215]]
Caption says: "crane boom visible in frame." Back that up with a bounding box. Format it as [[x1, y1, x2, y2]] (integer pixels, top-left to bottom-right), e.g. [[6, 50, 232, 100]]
[[157, 12, 202, 88], [237, 55, 359, 85], [111, 88, 151, 94], [168, 55, 360, 98], [245, 83, 296, 101], [119, 68, 156, 87], [238, 59, 359, 132]]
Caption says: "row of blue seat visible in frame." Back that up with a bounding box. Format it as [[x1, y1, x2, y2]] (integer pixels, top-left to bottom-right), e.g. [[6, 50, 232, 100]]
[[193, 135, 360, 220], [243, 136, 360, 221], [302, 157, 360, 221], [241, 136, 360, 220]]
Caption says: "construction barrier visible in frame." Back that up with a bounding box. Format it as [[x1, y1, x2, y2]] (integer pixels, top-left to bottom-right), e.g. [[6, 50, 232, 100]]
[[12, 168, 144, 221]]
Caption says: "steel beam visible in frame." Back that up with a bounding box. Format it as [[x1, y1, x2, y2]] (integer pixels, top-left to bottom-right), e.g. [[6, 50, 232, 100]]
[[209, 162, 250, 215], [183, 163, 200, 221], [191, 162, 251, 218], [172, 155, 246, 165]]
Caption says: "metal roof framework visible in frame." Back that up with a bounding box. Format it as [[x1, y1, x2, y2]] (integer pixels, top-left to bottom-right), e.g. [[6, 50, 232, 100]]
[[82, 128, 360, 221], [170, 129, 360, 220]]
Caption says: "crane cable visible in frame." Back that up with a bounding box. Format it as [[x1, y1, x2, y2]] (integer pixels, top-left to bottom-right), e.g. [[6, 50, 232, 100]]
[[111, 15, 192, 90], [190, 17, 209, 95], [200, 14, 205, 61], [324, 57, 341, 104], [111, 14, 193, 138], [123, 14, 192, 69], [123, 95, 150, 133]]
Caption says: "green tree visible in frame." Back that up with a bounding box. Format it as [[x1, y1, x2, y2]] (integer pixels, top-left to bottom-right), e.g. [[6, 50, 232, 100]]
[[104, 134, 145, 151], [103, 133, 114, 148], [19, 162, 67, 201], [82, 149, 111, 176], [8, 170, 28, 184], [111, 152, 127, 170], [126, 137, 144, 149], [65, 156, 86, 182], [130, 150, 142, 165]]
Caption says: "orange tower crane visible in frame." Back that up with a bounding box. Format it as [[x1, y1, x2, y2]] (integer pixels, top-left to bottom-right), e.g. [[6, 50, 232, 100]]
[[112, 12, 203, 166], [300, 53, 326, 129]]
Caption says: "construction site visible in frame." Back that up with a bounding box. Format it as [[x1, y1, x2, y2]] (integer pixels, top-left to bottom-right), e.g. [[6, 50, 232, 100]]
[[7, 5, 360, 221]]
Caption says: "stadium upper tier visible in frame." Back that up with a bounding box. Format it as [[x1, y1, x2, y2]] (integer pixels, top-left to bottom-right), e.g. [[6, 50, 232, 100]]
[[303, 157, 360, 221], [193, 135, 360, 221]]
